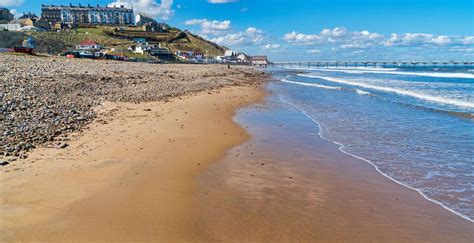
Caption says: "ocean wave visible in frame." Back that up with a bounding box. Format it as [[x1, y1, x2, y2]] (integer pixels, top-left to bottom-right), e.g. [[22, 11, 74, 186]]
[[395, 103, 474, 119], [288, 66, 399, 71], [281, 79, 378, 97], [355, 89, 372, 95], [277, 96, 474, 222], [280, 79, 342, 90], [298, 74, 474, 109], [292, 67, 474, 79]]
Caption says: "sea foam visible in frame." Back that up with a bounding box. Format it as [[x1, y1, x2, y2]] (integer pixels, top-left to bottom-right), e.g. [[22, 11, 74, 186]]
[[291, 67, 474, 79], [297, 74, 474, 109], [280, 79, 342, 90], [277, 95, 474, 223]]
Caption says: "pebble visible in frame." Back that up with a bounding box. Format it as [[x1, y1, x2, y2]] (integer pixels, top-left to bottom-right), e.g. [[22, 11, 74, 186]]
[[1, 54, 267, 166]]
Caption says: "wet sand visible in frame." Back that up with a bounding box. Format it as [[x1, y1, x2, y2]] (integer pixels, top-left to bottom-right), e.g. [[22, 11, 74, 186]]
[[0, 85, 264, 242], [1, 82, 472, 242], [196, 93, 474, 242]]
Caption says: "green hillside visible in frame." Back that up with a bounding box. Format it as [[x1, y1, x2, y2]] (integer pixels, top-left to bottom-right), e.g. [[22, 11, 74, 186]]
[[30, 29, 132, 47], [164, 31, 226, 57], [0, 26, 226, 56]]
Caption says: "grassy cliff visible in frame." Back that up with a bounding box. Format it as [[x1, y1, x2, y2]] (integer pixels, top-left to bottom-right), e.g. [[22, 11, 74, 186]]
[[1, 26, 227, 56], [30, 29, 132, 47], [164, 31, 226, 57]]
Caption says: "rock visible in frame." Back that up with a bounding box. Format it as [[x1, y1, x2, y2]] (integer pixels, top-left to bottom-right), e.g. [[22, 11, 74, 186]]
[[1, 54, 266, 163], [0, 161, 9, 166], [57, 142, 68, 149]]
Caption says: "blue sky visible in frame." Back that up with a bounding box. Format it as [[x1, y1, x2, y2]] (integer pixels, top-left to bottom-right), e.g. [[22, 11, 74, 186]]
[[2, 0, 473, 61]]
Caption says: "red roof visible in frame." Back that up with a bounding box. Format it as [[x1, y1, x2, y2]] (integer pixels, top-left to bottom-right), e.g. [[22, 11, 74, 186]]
[[252, 56, 267, 60], [78, 40, 100, 46]]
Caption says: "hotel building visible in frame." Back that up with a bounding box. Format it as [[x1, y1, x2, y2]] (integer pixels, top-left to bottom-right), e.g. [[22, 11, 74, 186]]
[[41, 3, 134, 26]]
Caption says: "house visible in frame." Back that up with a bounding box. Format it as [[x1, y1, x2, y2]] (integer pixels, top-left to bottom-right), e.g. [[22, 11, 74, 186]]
[[222, 50, 250, 63], [142, 21, 167, 32], [135, 13, 155, 26], [33, 18, 51, 30], [251, 56, 268, 67], [19, 12, 39, 21], [132, 38, 146, 44], [76, 40, 102, 50], [128, 44, 154, 54], [11, 12, 39, 27], [0, 23, 20, 31], [19, 26, 45, 32], [150, 47, 173, 59], [223, 50, 240, 62], [175, 50, 205, 62], [135, 13, 168, 32], [41, 4, 133, 26], [224, 50, 238, 57], [237, 53, 250, 63], [175, 50, 191, 60], [133, 45, 146, 54]]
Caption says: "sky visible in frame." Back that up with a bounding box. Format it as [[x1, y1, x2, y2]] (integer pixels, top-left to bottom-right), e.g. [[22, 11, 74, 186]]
[[1, 0, 473, 61]]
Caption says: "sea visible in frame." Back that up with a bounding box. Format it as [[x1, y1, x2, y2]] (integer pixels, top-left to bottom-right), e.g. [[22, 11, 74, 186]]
[[267, 65, 474, 222]]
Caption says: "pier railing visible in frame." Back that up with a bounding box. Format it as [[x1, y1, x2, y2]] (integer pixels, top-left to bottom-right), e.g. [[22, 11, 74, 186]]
[[271, 61, 474, 68]]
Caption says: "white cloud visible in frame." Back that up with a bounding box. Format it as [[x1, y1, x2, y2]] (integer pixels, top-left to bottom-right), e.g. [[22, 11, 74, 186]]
[[208, 0, 238, 3], [185, 19, 231, 34], [382, 33, 468, 47], [461, 36, 474, 45], [210, 27, 265, 46], [9, 8, 21, 18], [307, 49, 321, 53], [340, 43, 369, 49], [0, 0, 23, 7], [263, 44, 281, 50], [284, 27, 474, 51], [284, 27, 382, 48], [283, 31, 321, 45], [108, 0, 174, 20]]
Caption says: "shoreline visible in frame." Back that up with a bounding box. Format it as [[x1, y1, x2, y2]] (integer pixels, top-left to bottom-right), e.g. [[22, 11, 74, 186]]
[[282, 98, 474, 223], [195, 90, 473, 241], [1, 55, 472, 241], [0, 84, 265, 241]]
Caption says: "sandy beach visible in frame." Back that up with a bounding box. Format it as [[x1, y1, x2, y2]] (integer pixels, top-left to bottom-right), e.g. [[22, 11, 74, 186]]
[[1, 55, 473, 242], [1, 85, 264, 241], [0, 54, 266, 241]]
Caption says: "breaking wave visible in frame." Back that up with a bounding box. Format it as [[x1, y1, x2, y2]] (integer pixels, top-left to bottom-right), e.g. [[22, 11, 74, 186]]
[[291, 67, 474, 79], [298, 74, 474, 109]]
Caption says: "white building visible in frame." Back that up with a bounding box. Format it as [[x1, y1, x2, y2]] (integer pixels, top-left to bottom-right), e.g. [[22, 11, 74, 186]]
[[41, 4, 134, 26], [129, 44, 154, 54], [0, 23, 20, 31], [223, 50, 249, 63], [76, 40, 102, 50]]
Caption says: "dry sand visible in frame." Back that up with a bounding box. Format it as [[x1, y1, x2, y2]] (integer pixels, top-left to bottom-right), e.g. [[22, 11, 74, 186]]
[[1, 57, 472, 241], [0, 84, 264, 242]]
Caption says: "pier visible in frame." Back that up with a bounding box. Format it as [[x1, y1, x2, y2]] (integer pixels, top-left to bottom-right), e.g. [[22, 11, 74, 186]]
[[271, 61, 474, 68]]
